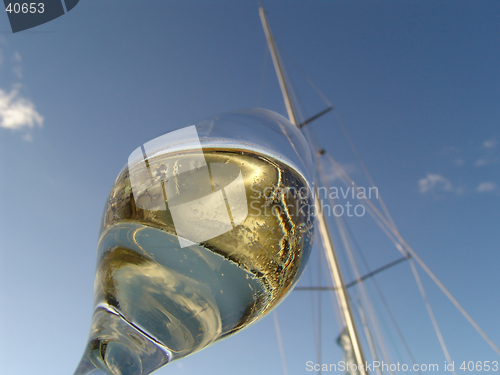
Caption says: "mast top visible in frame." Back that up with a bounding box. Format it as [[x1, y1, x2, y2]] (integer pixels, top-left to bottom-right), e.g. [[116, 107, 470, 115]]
[[259, 7, 299, 127]]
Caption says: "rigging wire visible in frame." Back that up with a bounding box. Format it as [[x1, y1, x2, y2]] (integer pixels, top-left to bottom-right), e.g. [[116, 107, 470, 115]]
[[272, 33, 500, 367], [273, 311, 289, 375], [343, 220, 421, 374], [279, 48, 307, 128], [337, 219, 411, 371], [293, 87, 374, 369], [258, 41, 270, 108], [317, 243, 353, 350], [409, 259, 456, 375], [327, 118, 454, 369], [364, 288, 407, 373], [308, 256, 321, 374], [306, 158, 347, 361], [319, 151, 420, 371], [316, 162, 397, 375], [275, 41, 334, 109], [277, 49, 359, 370], [357, 296, 383, 375], [316, 154, 403, 372], [318, 244, 323, 375], [318, 108, 456, 371], [331, 110, 397, 231], [323, 153, 500, 357], [281, 42, 494, 360], [278, 42, 400, 234], [319, 246, 347, 332], [318, 159, 417, 374], [318, 139, 445, 374], [279, 53, 454, 368], [308, 247, 322, 375]]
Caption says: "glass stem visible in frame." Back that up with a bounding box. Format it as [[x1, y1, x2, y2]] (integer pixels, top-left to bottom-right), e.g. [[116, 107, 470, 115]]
[[73, 346, 110, 375]]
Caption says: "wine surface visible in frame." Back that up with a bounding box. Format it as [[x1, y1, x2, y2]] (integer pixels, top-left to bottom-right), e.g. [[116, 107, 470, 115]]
[[75, 145, 314, 375]]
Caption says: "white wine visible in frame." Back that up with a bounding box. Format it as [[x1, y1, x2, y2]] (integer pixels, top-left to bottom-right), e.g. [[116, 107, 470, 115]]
[[74, 145, 314, 375]]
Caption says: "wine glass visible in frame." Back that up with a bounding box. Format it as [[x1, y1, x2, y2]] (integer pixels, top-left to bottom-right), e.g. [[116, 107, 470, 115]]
[[74, 108, 315, 375]]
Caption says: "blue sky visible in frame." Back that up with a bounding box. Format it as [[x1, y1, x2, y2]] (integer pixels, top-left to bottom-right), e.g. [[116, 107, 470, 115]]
[[1, 1, 499, 374]]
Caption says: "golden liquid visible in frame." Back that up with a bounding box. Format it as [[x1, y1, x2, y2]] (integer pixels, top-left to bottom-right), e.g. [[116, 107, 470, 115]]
[[75, 146, 314, 375]]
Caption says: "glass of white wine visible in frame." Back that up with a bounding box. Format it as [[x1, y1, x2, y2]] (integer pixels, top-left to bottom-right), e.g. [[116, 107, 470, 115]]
[[74, 108, 315, 375]]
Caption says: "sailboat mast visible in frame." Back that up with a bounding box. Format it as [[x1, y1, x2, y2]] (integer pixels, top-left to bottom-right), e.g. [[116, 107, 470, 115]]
[[258, 7, 298, 127], [259, 7, 369, 374]]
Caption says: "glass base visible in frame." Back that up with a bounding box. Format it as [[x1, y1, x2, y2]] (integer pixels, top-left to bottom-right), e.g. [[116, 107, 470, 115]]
[[73, 306, 169, 375]]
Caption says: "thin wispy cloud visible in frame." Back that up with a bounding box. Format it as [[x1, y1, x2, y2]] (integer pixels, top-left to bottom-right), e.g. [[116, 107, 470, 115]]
[[446, 138, 498, 167], [475, 159, 488, 167], [475, 138, 498, 166], [419, 174, 453, 194], [482, 139, 497, 149], [418, 174, 466, 198], [0, 36, 6, 66], [419, 174, 498, 197], [477, 182, 498, 193], [12, 51, 23, 79], [319, 158, 356, 184]]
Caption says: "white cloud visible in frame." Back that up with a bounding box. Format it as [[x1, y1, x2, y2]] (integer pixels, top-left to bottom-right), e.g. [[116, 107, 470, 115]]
[[475, 158, 489, 167], [419, 174, 454, 194], [12, 51, 22, 79], [13, 52, 22, 62], [483, 139, 497, 149], [0, 87, 43, 131], [474, 156, 499, 167], [12, 66, 22, 79], [477, 182, 497, 193], [474, 138, 499, 166], [0, 44, 43, 140]]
